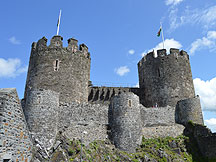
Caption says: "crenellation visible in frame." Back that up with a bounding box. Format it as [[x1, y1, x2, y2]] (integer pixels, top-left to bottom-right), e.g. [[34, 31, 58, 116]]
[[170, 48, 179, 55], [79, 43, 89, 57], [31, 42, 37, 50], [145, 51, 155, 60], [157, 49, 167, 57], [49, 35, 63, 48], [180, 50, 189, 59], [88, 87, 140, 104], [36, 36, 47, 50], [67, 38, 78, 52]]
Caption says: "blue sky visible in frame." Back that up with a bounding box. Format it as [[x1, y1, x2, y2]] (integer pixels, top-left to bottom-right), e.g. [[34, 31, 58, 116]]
[[0, 0, 216, 132]]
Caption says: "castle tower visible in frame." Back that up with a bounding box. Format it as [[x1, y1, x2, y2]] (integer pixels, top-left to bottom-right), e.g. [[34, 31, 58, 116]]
[[24, 36, 91, 103], [138, 48, 195, 107], [176, 95, 204, 125], [110, 92, 142, 153], [24, 89, 59, 150]]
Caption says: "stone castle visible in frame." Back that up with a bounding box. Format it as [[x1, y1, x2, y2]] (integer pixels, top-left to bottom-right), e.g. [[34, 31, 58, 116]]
[[0, 35, 207, 161]]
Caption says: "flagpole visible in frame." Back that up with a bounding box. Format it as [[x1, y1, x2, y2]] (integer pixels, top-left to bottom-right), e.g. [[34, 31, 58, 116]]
[[160, 22, 165, 49], [57, 10, 62, 35]]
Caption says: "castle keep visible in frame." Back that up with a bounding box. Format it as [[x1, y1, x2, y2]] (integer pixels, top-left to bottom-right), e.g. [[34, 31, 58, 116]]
[[1, 35, 205, 161]]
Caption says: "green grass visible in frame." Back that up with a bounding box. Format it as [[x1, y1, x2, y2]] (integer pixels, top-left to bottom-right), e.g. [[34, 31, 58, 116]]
[[49, 133, 212, 162]]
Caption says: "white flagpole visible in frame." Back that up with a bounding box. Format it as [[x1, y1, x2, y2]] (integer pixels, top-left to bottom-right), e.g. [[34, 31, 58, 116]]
[[57, 10, 62, 35], [160, 22, 165, 49]]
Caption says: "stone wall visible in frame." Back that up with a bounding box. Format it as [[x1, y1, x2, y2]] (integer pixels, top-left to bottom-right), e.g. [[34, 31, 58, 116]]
[[0, 88, 32, 162], [24, 89, 59, 150], [140, 106, 176, 127], [88, 86, 139, 104], [24, 36, 91, 103], [58, 102, 109, 145], [138, 48, 195, 107], [110, 92, 142, 153], [142, 124, 185, 138], [176, 96, 204, 125]]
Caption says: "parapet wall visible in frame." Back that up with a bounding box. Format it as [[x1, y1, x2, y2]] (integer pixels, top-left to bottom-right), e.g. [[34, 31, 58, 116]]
[[176, 96, 204, 125], [24, 35, 91, 103], [140, 106, 176, 127], [58, 102, 109, 145], [0, 88, 32, 162], [138, 48, 195, 107], [88, 86, 140, 104]]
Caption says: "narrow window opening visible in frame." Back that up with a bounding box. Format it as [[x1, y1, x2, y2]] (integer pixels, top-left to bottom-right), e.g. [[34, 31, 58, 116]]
[[158, 69, 160, 77], [54, 59, 60, 71], [128, 99, 132, 107]]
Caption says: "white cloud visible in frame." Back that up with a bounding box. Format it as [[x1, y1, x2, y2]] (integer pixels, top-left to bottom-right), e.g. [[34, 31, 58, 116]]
[[0, 58, 27, 78], [189, 31, 216, 55], [207, 31, 216, 39], [193, 77, 216, 111], [200, 6, 216, 29], [114, 66, 130, 76], [205, 118, 216, 133], [165, 0, 183, 6], [143, 38, 182, 56], [9, 36, 21, 45], [168, 5, 216, 31], [128, 49, 135, 55]]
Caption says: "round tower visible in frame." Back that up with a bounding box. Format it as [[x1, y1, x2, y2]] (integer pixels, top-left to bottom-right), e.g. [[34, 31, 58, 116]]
[[110, 92, 142, 153], [175, 95, 204, 125], [24, 35, 91, 103], [138, 48, 195, 107], [24, 89, 59, 149]]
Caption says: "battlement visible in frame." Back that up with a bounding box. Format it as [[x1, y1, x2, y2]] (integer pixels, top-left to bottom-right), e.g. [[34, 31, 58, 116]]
[[25, 35, 91, 103], [88, 86, 140, 104], [32, 36, 90, 58], [138, 48, 189, 67]]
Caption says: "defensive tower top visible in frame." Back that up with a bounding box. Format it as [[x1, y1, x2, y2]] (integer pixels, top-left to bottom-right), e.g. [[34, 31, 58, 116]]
[[138, 48, 195, 107], [31, 35, 90, 59], [138, 48, 189, 66], [24, 35, 91, 103]]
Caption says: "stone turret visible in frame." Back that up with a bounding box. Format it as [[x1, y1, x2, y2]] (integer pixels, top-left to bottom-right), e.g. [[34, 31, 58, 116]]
[[138, 48, 195, 107], [24, 36, 91, 103], [176, 95, 204, 125], [24, 89, 59, 150], [110, 92, 142, 153]]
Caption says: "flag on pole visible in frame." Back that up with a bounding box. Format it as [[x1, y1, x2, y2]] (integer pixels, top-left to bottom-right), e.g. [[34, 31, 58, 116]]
[[56, 10, 62, 35], [57, 18, 60, 27], [157, 27, 162, 37], [157, 23, 165, 49]]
